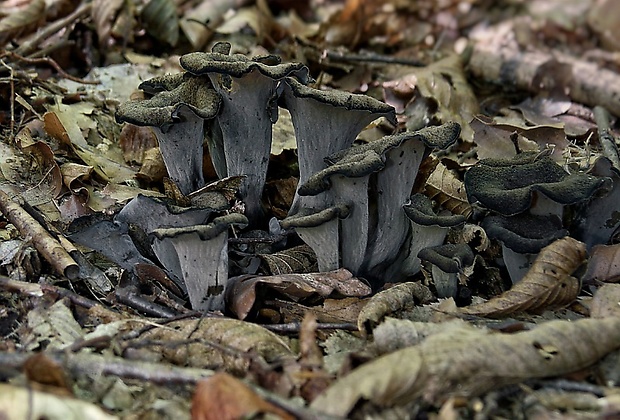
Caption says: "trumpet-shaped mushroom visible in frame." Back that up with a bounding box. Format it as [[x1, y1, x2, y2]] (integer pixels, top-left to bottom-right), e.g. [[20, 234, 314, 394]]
[[179, 42, 310, 221], [67, 213, 155, 271], [418, 243, 474, 298], [574, 157, 619, 250], [150, 212, 248, 311], [483, 214, 568, 283], [280, 204, 350, 272], [299, 149, 385, 274], [279, 76, 397, 214], [115, 194, 219, 287], [116, 74, 221, 195], [398, 193, 466, 278], [349, 122, 461, 274], [465, 152, 608, 218]]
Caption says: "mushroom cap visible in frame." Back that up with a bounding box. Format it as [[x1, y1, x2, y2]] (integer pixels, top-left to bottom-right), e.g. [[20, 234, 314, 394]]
[[138, 73, 186, 94], [418, 243, 474, 273], [465, 152, 608, 216], [180, 43, 311, 83], [150, 212, 248, 241], [327, 122, 461, 165], [115, 74, 221, 130], [298, 149, 385, 196], [280, 204, 350, 229], [404, 193, 466, 227], [280, 77, 396, 126], [482, 213, 568, 254]]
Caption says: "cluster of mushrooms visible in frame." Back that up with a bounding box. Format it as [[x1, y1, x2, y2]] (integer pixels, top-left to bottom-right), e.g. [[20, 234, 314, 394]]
[[67, 42, 620, 311]]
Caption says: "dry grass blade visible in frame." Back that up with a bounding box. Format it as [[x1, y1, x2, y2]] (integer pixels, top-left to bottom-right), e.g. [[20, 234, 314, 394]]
[[311, 317, 620, 416], [460, 237, 586, 317]]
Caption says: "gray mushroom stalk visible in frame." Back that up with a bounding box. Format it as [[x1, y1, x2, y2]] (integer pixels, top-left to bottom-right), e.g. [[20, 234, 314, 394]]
[[150, 212, 248, 311], [180, 42, 311, 222], [418, 243, 474, 298], [279, 76, 397, 214], [115, 74, 221, 195]]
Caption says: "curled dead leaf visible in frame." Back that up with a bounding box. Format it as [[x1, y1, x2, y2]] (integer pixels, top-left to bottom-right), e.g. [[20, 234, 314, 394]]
[[357, 282, 435, 334], [311, 317, 620, 416], [460, 237, 586, 318]]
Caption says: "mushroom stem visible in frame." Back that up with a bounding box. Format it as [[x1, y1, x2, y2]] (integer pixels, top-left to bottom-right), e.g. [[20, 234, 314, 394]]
[[296, 219, 340, 272], [207, 70, 277, 221], [502, 244, 537, 284]]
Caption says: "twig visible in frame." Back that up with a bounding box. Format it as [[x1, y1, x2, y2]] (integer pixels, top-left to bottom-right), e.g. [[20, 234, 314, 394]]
[[593, 106, 620, 170], [1, 51, 99, 85], [262, 321, 359, 333], [0, 189, 78, 279], [0, 275, 100, 309], [0, 60, 15, 137], [13, 2, 93, 57], [323, 49, 425, 67]]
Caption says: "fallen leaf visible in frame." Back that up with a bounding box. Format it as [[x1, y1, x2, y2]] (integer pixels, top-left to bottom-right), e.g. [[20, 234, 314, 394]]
[[357, 282, 435, 334], [460, 237, 586, 318], [191, 373, 293, 420], [311, 317, 620, 416]]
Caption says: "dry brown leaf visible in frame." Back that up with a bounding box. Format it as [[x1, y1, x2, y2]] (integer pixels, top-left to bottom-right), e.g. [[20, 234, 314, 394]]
[[137, 318, 293, 374], [226, 268, 371, 320], [357, 282, 435, 334], [0, 0, 45, 45], [311, 317, 620, 416], [459, 237, 586, 318], [583, 243, 620, 283], [91, 0, 124, 46], [424, 161, 473, 219], [259, 244, 317, 275], [191, 373, 293, 420]]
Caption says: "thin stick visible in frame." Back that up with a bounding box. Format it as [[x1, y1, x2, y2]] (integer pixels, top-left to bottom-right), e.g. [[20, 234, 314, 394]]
[[2, 51, 99, 85], [14, 2, 93, 56], [594, 106, 620, 170]]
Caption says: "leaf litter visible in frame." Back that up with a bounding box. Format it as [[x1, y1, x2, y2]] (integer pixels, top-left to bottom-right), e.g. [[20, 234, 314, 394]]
[[1, 0, 620, 419]]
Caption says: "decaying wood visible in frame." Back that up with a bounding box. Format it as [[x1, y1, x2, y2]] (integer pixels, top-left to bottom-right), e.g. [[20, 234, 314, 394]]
[[469, 22, 620, 118], [0, 189, 78, 279]]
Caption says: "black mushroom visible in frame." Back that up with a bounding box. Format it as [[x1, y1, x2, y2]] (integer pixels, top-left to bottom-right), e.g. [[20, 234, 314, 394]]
[[279, 76, 397, 213], [115, 74, 221, 195], [357, 122, 461, 276], [465, 152, 609, 218], [297, 149, 386, 274], [574, 157, 620, 250], [150, 212, 248, 311], [279, 204, 350, 272], [418, 243, 474, 298], [397, 193, 467, 278], [482, 214, 568, 283], [179, 42, 311, 221]]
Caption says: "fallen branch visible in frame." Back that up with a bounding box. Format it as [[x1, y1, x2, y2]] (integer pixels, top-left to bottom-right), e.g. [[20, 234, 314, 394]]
[[0, 189, 78, 279]]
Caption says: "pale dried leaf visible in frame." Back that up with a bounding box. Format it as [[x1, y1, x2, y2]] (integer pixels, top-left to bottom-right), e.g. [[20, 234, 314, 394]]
[[591, 284, 620, 318], [311, 317, 620, 416], [373, 318, 472, 354], [259, 244, 316, 275], [460, 237, 586, 318], [357, 282, 435, 333], [0, 0, 45, 45], [424, 161, 473, 219], [138, 318, 293, 373]]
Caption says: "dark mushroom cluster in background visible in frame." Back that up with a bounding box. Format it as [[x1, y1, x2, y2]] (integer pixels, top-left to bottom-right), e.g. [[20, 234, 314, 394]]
[[67, 42, 620, 312]]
